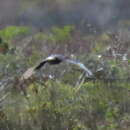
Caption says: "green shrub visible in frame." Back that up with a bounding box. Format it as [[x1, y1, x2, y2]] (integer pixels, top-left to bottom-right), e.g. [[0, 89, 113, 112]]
[[0, 26, 30, 41], [50, 25, 74, 43]]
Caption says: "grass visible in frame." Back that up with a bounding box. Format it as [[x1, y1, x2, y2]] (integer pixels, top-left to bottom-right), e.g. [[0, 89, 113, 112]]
[[0, 25, 130, 130]]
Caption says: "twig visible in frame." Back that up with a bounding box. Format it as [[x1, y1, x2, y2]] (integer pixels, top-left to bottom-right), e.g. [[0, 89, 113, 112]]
[[0, 93, 10, 103]]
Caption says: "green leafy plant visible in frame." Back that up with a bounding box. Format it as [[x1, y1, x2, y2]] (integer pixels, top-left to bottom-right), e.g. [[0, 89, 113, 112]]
[[49, 25, 74, 43], [0, 26, 30, 41]]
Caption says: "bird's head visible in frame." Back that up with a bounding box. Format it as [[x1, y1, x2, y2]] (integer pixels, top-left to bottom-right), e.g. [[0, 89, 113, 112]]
[[45, 54, 68, 65], [46, 54, 67, 60], [45, 55, 56, 61]]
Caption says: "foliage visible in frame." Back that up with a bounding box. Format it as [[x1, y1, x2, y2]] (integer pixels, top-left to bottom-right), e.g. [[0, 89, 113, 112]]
[[0, 25, 130, 130], [1, 76, 130, 130], [49, 25, 74, 43], [0, 52, 130, 130], [0, 26, 30, 41]]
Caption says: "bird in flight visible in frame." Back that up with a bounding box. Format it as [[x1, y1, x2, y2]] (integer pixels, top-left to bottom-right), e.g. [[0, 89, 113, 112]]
[[20, 54, 93, 80]]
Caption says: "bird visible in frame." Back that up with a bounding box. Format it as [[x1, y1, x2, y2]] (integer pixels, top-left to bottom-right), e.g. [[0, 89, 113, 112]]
[[34, 54, 66, 70], [20, 54, 93, 81]]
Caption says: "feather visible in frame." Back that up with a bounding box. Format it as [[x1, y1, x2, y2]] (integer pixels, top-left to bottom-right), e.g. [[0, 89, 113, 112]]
[[20, 67, 35, 80], [34, 60, 47, 70], [21, 54, 93, 81], [66, 59, 93, 76]]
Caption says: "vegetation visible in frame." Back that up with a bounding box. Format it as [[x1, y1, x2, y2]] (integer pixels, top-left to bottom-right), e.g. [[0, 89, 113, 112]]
[[1, 1, 130, 129], [0, 26, 30, 41], [0, 24, 130, 130]]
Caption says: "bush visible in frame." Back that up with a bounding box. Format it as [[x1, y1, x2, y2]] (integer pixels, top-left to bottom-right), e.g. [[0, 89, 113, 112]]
[[0, 26, 30, 41], [49, 25, 74, 43]]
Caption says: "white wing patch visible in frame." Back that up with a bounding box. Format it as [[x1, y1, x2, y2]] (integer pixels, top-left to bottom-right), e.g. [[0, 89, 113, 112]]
[[46, 56, 55, 61]]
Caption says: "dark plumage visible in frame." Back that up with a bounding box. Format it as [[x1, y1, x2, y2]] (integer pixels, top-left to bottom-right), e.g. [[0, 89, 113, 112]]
[[35, 54, 66, 70], [21, 54, 93, 80]]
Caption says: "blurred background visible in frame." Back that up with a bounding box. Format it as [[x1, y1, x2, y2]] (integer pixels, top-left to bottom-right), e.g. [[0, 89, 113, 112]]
[[0, 0, 130, 30]]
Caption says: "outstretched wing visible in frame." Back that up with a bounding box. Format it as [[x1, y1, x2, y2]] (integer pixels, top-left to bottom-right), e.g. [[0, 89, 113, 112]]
[[66, 59, 93, 76], [20, 57, 51, 81], [20, 67, 35, 80], [34, 54, 63, 70], [34, 60, 47, 70], [20, 55, 93, 81]]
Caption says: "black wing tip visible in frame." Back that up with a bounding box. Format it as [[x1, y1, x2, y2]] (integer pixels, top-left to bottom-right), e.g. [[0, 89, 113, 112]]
[[34, 61, 46, 70]]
